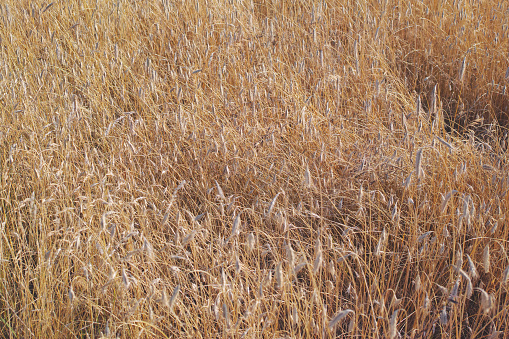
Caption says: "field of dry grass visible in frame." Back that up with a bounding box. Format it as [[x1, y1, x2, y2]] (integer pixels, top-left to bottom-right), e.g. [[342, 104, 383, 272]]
[[0, 0, 508, 338]]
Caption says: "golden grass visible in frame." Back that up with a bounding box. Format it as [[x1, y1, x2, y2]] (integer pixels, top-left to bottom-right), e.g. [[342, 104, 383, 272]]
[[0, 0, 508, 337]]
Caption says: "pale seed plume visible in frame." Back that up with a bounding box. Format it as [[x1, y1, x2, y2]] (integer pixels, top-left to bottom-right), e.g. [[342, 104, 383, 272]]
[[459, 55, 467, 83], [388, 309, 398, 339], [466, 254, 478, 281], [246, 233, 255, 252], [275, 262, 283, 289], [231, 213, 241, 238], [502, 265, 509, 284], [440, 190, 458, 214], [304, 164, 313, 188], [482, 245, 490, 273], [328, 309, 354, 330], [477, 288, 493, 314], [415, 148, 423, 179], [168, 285, 180, 311]]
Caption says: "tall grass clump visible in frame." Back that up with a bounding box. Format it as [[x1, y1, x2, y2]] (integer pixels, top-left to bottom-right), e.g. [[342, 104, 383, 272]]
[[0, 0, 507, 338]]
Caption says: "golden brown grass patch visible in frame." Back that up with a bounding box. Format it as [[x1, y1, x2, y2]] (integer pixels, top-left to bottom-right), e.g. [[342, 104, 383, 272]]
[[0, 0, 507, 338]]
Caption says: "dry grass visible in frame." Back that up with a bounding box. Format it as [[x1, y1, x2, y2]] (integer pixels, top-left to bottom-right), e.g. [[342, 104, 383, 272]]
[[0, 0, 508, 338]]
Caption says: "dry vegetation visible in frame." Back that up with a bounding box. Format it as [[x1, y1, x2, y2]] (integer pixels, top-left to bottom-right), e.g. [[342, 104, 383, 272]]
[[0, 0, 508, 338]]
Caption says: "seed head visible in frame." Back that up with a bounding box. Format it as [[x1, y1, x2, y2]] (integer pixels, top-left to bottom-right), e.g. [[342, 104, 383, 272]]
[[328, 309, 354, 330], [482, 245, 490, 273], [389, 309, 398, 339]]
